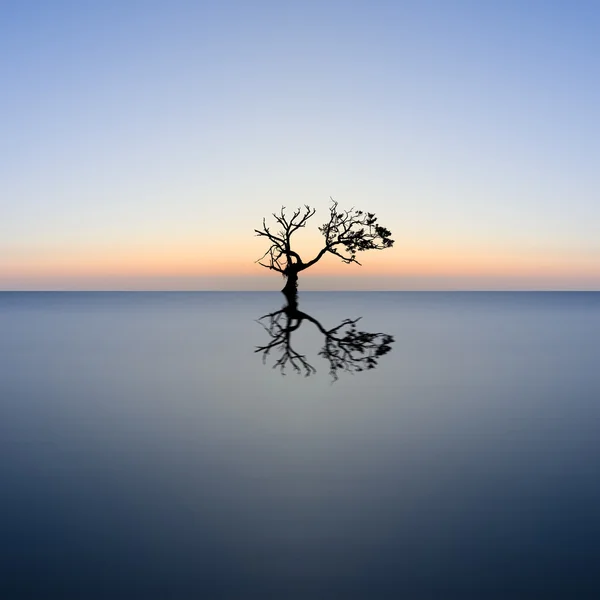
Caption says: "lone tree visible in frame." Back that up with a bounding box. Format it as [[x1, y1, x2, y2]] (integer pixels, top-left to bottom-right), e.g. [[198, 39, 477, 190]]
[[255, 198, 394, 299]]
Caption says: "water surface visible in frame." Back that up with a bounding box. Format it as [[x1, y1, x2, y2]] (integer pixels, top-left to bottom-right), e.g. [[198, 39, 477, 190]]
[[1, 292, 599, 598]]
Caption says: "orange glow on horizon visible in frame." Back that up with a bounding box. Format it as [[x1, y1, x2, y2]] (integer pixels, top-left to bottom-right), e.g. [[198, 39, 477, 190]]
[[2, 238, 598, 288]]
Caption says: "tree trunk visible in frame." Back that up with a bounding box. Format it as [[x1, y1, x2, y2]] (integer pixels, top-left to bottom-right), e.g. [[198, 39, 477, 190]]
[[282, 269, 299, 311]]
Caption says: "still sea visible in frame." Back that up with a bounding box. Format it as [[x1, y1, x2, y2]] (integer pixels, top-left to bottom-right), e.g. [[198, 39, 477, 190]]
[[1, 291, 599, 599]]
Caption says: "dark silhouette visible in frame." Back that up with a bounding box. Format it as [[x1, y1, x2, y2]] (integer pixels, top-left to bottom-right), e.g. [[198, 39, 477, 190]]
[[256, 300, 394, 381], [255, 198, 394, 300]]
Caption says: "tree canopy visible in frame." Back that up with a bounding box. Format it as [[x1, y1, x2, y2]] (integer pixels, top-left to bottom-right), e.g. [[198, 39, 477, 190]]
[[255, 199, 394, 296]]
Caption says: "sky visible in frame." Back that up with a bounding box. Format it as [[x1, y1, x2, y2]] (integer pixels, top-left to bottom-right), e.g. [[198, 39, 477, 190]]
[[1, 0, 599, 290]]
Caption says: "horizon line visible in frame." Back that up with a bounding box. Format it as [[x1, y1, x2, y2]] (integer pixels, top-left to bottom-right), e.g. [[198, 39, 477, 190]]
[[1, 289, 599, 294]]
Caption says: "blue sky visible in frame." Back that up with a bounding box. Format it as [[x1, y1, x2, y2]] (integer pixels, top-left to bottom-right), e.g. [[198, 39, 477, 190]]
[[1, 1, 599, 289]]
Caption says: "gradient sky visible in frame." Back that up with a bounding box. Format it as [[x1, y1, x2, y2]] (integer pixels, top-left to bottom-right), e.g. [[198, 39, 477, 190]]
[[2, 1, 599, 290]]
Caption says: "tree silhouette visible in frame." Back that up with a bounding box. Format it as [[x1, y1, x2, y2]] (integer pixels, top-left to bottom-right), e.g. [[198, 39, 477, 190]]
[[256, 301, 394, 381], [255, 199, 394, 299]]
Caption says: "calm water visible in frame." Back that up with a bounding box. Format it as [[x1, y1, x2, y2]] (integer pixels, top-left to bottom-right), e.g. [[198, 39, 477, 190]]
[[1, 292, 599, 599]]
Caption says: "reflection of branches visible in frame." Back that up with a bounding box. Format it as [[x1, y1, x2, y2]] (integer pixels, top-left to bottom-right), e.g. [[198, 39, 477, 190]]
[[256, 307, 316, 377], [318, 318, 394, 379], [255, 302, 394, 381]]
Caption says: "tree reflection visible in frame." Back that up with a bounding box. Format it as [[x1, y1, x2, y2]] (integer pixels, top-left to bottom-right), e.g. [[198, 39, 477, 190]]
[[256, 293, 394, 381]]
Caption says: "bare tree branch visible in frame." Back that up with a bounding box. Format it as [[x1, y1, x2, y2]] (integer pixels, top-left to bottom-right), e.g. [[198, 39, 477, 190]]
[[255, 199, 393, 295]]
